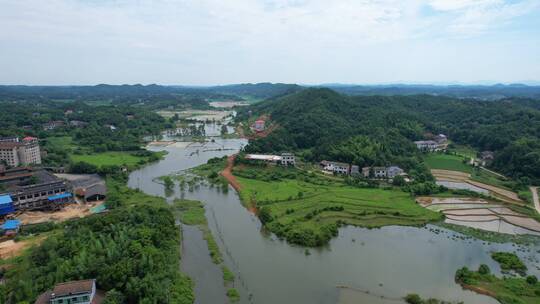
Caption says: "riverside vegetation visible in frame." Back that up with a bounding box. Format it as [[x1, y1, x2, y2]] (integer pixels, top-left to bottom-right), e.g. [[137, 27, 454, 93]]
[[171, 199, 240, 302], [455, 252, 540, 304]]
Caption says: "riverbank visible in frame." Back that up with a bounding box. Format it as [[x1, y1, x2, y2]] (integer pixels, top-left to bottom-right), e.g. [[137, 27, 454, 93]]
[[219, 164, 442, 246]]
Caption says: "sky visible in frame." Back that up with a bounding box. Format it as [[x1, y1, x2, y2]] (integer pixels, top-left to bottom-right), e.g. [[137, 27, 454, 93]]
[[1, 0, 539, 85]]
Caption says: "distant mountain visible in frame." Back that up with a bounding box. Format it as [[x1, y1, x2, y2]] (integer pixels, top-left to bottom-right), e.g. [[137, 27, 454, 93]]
[[206, 82, 304, 99], [319, 84, 540, 100]]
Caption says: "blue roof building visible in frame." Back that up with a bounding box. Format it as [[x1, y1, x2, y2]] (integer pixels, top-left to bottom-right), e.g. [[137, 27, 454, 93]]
[[47, 192, 73, 203], [0, 194, 15, 216], [1, 219, 21, 231]]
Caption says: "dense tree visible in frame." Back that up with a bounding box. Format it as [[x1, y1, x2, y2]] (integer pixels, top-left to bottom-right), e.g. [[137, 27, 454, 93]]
[[240, 88, 540, 183]]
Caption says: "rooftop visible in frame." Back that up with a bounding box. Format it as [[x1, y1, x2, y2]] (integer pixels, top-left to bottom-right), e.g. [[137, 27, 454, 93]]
[[321, 160, 350, 167], [48, 192, 72, 201], [52, 279, 95, 297], [245, 154, 282, 161]]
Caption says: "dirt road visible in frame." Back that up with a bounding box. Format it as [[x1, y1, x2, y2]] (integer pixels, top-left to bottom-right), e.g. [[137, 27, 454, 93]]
[[531, 186, 540, 214], [221, 155, 242, 192]]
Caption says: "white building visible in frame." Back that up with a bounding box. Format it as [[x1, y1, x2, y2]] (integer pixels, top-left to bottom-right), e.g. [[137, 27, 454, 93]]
[[414, 140, 439, 152], [320, 161, 358, 175], [35, 279, 102, 304], [280, 153, 296, 166], [245, 153, 296, 167], [362, 166, 405, 179], [0, 137, 41, 167]]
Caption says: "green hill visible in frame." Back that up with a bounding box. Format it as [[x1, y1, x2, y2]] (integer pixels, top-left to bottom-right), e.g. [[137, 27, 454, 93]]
[[240, 88, 540, 183]]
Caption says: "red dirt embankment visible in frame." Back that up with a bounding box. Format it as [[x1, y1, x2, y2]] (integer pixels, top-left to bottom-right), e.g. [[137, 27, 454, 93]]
[[221, 155, 258, 214]]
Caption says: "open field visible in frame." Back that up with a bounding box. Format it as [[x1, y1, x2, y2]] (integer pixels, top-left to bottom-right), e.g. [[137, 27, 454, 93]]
[[233, 166, 442, 246], [16, 202, 105, 225], [70, 150, 166, 168], [71, 151, 142, 167], [424, 153, 473, 173], [0, 236, 46, 260]]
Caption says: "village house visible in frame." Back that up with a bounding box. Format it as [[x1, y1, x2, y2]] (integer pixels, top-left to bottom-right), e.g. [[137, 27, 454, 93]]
[[479, 151, 495, 166], [35, 279, 104, 304], [0, 136, 42, 167], [320, 161, 359, 175], [362, 166, 405, 179], [414, 140, 439, 152], [253, 120, 265, 132], [415, 134, 448, 152], [42, 121, 65, 131]]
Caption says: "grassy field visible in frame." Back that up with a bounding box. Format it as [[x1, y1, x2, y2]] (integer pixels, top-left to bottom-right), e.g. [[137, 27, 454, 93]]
[[451, 145, 477, 158], [424, 153, 473, 173], [234, 166, 442, 246], [71, 150, 166, 169], [44, 136, 78, 151], [71, 151, 144, 167]]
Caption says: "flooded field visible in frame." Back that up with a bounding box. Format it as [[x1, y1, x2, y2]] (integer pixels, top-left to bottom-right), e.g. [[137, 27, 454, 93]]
[[419, 197, 540, 236], [127, 140, 540, 304], [436, 181, 489, 194]]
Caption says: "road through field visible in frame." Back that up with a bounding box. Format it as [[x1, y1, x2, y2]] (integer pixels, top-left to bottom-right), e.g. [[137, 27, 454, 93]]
[[531, 186, 540, 214]]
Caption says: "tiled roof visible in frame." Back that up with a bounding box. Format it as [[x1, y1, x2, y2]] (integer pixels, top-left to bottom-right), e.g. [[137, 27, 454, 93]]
[[52, 279, 94, 297]]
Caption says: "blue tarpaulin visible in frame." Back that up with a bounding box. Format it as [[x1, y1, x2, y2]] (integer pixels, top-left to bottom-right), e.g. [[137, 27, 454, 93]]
[[1, 219, 21, 230], [47, 192, 72, 202], [0, 195, 13, 205]]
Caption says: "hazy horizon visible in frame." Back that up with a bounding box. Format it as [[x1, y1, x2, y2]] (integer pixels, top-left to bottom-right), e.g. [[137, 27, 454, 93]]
[[1, 0, 540, 85]]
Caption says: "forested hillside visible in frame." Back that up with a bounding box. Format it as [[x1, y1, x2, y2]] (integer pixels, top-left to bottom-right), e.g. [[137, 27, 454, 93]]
[[240, 88, 540, 183]]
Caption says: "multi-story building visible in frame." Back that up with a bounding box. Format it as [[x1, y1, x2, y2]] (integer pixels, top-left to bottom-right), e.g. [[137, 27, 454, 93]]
[[362, 166, 405, 179], [0, 137, 42, 167], [280, 153, 296, 166], [320, 161, 359, 175], [4, 170, 72, 211]]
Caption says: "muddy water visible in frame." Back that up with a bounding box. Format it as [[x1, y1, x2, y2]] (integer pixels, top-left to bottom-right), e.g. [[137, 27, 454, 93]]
[[436, 181, 489, 195], [129, 141, 540, 304]]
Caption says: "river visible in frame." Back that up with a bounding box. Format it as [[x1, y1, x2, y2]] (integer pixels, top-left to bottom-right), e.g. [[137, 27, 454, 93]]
[[128, 136, 540, 304]]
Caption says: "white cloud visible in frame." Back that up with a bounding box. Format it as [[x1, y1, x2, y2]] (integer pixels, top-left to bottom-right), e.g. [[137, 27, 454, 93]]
[[0, 0, 538, 84]]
